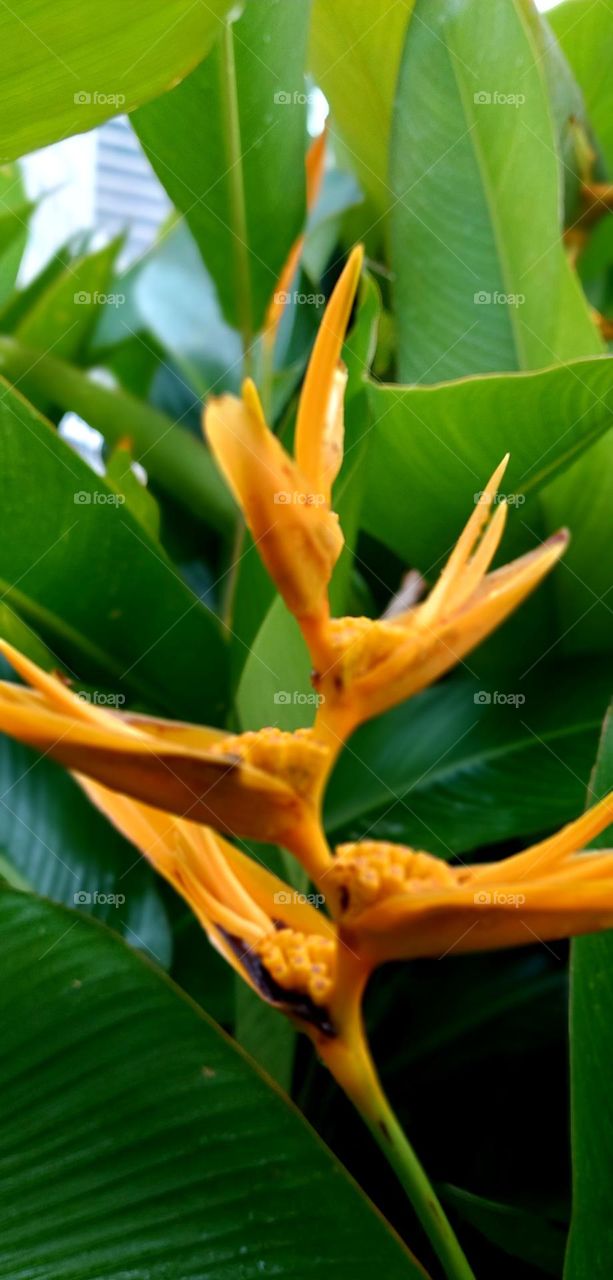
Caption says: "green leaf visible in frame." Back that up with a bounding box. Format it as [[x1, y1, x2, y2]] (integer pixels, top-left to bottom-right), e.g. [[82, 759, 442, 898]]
[[0, 889, 424, 1279], [309, 0, 413, 215], [105, 442, 161, 540], [0, 337, 234, 533], [235, 981, 296, 1090], [390, 0, 599, 383], [0, 377, 228, 720], [365, 357, 613, 569], [0, 1, 234, 162], [0, 165, 32, 308], [0, 737, 171, 965], [14, 239, 122, 363], [325, 661, 610, 858], [388, 0, 612, 649], [440, 1186, 565, 1277], [134, 1, 311, 337], [549, 0, 613, 173], [565, 701, 613, 1279]]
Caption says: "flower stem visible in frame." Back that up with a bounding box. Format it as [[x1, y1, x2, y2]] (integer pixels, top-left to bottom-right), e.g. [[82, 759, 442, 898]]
[[321, 970, 476, 1280]]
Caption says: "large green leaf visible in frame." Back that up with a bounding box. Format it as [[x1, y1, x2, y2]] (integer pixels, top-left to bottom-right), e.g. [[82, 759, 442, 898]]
[[0, 737, 171, 965], [365, 357, 613, 568], [390, 0, 599, 383], [325, 661, 610, 858], [0, 378, 228, 720], [309, 0, 413, 215], [0, 889, 423, 1279], [14, 239, 121, 364], [388, 0, 611, 649], [548, 0, 613, 173], [565, 702, 613, 1279], [0, 1, 233, 162], [0, 336, 233, 533], [134, 0, 310, 337]]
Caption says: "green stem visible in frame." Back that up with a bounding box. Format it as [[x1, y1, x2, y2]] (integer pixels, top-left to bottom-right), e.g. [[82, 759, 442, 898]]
[[218, 19, 253, 368], [0, 336, 234, 533], [322, 973, 476, 1280]]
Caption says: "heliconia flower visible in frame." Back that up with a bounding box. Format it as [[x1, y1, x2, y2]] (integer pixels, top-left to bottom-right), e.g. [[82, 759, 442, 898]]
[[0, 641, 332, 879], [326, 793, 613, 964], [312, 456, 569, 746], [204, 245, 364, 644], [77, 773, 342, 1031]]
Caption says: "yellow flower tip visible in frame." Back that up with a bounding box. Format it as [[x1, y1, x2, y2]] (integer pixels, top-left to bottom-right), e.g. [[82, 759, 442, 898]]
[[256, 927, 337, 1008], [295, 244, 364, 495], [330, 841, 457, 919]]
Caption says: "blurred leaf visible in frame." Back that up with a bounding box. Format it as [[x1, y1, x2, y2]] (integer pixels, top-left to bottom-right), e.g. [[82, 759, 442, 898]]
[[0, 889, 424, 1280], [15, 239, 122, 363], [133, 221, 243, 395], [365, 357, 613, 568], [0, 737, 171, 964], [0, 0, 234, 161], [235, 981, 296, 1090], [105, 442, 160, 539], [134, 0, 311, 336], [549, 0, 613, 173], [388, 0, 612, 650], [0, 165, 32, 308], [325, 661, 610, 857], [440, 1185, 565, 1276], [0, 338, 233, 533], [310, 0, 413, 213], [566, 701, 613, 1279], [0, 377, 228, 720], [390, 0, 599, 383]]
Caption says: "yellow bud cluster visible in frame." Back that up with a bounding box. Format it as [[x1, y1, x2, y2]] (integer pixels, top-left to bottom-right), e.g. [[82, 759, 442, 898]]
[[257, 928, 337, 1006], [212, 727, 329, 802], [330, 841, 457, 918]]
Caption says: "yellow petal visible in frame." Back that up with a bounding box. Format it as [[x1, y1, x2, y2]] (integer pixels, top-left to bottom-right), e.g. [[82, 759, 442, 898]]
[[294, 245, 363, 497], [474, 791, 613, 883], [264, 129, 327, 341], [205, 379, 343, 622]]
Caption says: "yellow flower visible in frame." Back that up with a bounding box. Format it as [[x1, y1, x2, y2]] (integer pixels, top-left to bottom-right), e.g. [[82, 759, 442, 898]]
[[312, 455, 568, 747], [0, 641, 332, 879], [326, 794, 613, 964], [204, 245, 364, 649]]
